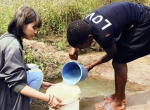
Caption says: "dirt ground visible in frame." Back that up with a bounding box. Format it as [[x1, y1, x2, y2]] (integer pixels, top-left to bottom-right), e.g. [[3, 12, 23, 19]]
[[26, 39, 150, 110]]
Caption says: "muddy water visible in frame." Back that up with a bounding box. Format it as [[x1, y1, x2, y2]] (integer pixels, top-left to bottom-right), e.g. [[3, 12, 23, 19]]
[[51, 76, 137, 98]]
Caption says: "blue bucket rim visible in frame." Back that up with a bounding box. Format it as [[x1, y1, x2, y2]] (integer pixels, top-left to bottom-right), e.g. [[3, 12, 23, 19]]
[[61, 61, 83, 83]]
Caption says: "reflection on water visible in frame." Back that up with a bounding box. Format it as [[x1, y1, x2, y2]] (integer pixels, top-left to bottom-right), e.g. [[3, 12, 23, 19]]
[[51, 76, 137, 97]]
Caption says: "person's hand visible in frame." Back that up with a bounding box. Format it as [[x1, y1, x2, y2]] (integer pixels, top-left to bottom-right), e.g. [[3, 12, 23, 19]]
[[86, 64, 94, 72], [48, 95, 64, 110], [69, 47, 78, 60], [41, 81, 54, 90]]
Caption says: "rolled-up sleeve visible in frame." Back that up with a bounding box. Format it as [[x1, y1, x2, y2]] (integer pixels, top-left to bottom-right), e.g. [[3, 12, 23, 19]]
[[0, 39, 27, 93]]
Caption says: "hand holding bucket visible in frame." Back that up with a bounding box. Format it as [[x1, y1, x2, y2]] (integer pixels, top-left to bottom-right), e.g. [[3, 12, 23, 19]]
[[62, 61, 88, 85]]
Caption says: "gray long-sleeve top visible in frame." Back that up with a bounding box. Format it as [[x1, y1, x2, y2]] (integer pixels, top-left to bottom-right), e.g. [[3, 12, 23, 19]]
[[0, 32, 30, 110]]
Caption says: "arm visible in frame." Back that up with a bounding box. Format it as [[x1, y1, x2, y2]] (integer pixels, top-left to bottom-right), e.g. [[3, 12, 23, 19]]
[[20, 85, 49, 101], [19, 85, 64, 109], [87, 43, 117, 71]]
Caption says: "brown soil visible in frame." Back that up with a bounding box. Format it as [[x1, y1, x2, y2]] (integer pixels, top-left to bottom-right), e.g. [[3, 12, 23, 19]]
[[25, 39, 150, 110]]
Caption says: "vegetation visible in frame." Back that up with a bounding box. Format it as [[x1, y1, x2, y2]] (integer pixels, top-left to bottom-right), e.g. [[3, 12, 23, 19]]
[[0, 0, 99, 36], [1, 0, 149, 37]]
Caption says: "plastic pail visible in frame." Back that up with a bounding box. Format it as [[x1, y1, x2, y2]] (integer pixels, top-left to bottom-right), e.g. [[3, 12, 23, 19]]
[[46, 82, 81, 110], [62, 61, 88, 85]]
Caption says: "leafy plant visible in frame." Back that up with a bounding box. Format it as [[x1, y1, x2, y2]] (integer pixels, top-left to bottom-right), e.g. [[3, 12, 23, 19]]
[[23, 50, 44, 70]]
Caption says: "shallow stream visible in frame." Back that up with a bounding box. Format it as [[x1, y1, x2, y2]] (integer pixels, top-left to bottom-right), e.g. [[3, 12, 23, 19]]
[[51, 76, 137, 98]]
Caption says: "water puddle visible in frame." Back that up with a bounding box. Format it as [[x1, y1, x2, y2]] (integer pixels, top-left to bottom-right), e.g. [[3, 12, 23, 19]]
[[51, 76, 138, 98]]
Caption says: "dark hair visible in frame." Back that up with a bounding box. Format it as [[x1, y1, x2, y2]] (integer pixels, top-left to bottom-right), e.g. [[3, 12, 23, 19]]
[[8, 6, 42, 38], [67, 20, 92, 47]]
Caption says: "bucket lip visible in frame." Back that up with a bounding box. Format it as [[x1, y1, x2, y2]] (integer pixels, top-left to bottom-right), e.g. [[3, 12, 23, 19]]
[[46, 82, 81, 105], [61, 61, 82, 84]]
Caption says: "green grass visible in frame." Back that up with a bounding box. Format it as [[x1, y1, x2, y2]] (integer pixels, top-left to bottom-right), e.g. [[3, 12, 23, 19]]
[[0, 0, 149, 37], [0, 0, 106, 37]]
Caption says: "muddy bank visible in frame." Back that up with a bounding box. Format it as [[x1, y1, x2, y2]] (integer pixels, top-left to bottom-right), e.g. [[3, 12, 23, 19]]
[[24, 39, 150, 86]]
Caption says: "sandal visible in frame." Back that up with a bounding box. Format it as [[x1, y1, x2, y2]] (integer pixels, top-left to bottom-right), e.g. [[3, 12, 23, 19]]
[[98, 102, 125, 110], [104, 95, 127, 105]]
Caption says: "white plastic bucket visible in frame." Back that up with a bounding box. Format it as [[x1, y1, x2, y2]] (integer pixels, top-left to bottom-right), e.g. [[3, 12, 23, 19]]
[[46, 82, 81, 110]]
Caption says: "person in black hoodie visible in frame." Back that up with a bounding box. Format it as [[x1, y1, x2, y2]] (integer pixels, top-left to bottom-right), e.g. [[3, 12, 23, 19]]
[[0, 6, 64, 110], [67, 1, 150, 110]]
